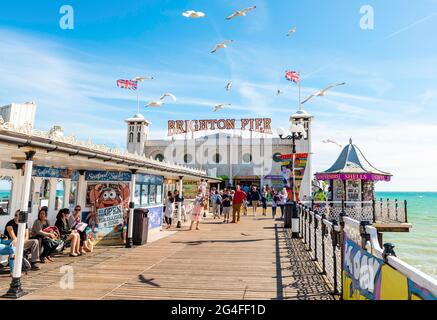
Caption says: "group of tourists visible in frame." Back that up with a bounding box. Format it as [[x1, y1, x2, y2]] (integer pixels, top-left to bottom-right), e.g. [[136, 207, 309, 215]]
[[163, 182, 294, 229], [0, 205, 93, 276]]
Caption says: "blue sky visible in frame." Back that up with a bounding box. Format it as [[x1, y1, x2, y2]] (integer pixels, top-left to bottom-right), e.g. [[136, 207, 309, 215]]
[[1, 0, 437, 191]]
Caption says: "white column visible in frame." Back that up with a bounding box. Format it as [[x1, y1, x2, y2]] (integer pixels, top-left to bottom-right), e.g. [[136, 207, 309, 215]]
[[63, 179, 71, 209], [48, 178, 57, 221], [10, 172, 24, 216], [7, 151, 35, 298], [76, 171, 86, 208], [126, 170, 136, 247]]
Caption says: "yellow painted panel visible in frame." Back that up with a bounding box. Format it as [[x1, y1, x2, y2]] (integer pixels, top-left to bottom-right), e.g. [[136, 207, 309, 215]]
[[379, 265, 409, 300]]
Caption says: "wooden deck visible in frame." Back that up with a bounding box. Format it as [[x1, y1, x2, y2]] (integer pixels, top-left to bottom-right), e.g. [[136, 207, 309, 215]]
[[0, 213, 334, 300]]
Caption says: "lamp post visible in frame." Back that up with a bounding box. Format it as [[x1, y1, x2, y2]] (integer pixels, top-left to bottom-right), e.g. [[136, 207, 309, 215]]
[[276, 122, 306, 202]]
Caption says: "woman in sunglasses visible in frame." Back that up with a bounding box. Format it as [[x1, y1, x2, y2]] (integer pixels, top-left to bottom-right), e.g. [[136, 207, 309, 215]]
[[68, 206, 92, 254]]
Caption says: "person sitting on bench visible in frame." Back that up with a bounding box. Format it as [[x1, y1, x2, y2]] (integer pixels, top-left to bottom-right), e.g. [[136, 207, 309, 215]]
[[55, 208, 81, 257], [3, 210, 40, 271]]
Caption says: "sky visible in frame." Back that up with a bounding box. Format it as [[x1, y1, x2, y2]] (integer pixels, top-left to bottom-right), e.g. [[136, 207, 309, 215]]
[[0, 0, 437, 191]]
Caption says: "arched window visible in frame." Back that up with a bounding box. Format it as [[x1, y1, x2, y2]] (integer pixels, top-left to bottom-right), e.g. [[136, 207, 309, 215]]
[[129, 132, 134, 143], [137, 132, 141, 143], [184, 153, 192, 164], [243, 153, 252, 163], [214, 153, 222, 164], [155, 154, 164, 162]]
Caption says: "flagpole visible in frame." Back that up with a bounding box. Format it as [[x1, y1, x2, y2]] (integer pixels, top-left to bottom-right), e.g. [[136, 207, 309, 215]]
[[298, 71, 302, 111], [136, 88, 140, 114]]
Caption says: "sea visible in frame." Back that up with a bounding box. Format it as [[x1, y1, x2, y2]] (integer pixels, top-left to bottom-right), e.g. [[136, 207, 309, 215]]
[[377, 192, 437, 280], [1, 190, 436, 278]]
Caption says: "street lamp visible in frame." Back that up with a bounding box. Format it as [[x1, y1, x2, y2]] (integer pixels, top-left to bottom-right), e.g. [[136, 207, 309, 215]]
[[276, 121, 306, 201]]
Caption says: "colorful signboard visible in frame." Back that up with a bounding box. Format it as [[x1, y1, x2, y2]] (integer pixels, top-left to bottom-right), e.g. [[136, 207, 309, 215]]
[[167, 118, 272, 136], [85, 170, 132, 182], [343, 236, 437, 300], [32, 166, 72, 179], [316, 173, 391, 182], [147, 206, 163, 230]]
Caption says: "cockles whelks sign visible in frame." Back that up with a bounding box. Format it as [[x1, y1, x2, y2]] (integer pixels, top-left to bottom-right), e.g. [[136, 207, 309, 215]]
[[167, 118, 272, 136]]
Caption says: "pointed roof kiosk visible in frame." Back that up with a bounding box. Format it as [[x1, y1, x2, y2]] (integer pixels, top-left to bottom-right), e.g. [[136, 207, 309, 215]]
[[315, 139, 411, 232]]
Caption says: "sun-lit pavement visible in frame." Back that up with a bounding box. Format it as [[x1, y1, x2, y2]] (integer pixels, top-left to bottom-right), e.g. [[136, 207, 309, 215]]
[[0, 211, 333, 300]]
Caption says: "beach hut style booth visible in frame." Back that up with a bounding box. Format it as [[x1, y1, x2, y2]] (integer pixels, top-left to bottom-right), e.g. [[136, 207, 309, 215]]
[[314, 139, 410, 231]]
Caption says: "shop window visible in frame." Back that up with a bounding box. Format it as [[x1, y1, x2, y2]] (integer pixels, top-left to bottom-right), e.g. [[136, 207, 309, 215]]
[[69, 182, 78, 210], [55, 180, 64, 210], [0, 177, 13, 215], [141, 184, 149, 205], [39, 179, 50, 208]]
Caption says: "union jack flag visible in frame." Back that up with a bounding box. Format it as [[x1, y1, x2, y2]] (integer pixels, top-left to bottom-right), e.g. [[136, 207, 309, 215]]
[[285, 70, 300, 83], [116, 79, 138, 90]]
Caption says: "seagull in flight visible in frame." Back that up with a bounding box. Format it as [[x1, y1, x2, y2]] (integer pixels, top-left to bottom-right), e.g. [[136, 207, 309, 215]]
[[301, 82, 346, 104], [287, 27, 297, 37], [182, 10, 206, 18], [211, 40, 233, 53], [276, 89, 284, 96], [226, 6, 256, 20], [146, 92, 177, 107], [225, 81, 233, 91], [213, 104, 231, 112], [322, 139, 343, 148], [132, 76, 154, 82]]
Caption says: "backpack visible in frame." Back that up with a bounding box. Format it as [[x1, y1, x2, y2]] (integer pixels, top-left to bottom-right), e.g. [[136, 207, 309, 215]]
[[215, 195, 222, 205]]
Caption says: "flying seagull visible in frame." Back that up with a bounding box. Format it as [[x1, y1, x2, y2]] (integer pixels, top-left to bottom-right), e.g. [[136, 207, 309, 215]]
[[211, 40, 233, 53], [182, 10, 206, 18], [213, 104, 231, 112], [225, 81, 233, 91], [132, 76, 154, 82], [301, 82, 346, 104], [287, 27, 297, 37], [276, 89, 284, 96], [146, 92, 177, 107], [322, 139, 342, 148], [226, 6, 256, 20]]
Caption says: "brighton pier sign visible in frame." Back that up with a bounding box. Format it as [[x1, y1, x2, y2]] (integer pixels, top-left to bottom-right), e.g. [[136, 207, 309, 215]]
[[167, 118, 272, 136]]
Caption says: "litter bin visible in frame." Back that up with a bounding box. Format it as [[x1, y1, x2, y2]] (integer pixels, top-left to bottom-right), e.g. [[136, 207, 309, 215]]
[[132, 208, 149, 245], [284, 202, 293, 228]]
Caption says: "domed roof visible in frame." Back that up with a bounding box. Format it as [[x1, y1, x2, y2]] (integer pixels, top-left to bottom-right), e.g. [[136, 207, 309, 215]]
[[290, 108, 313, 120], [125, 113, 150, 123], [319, 138, 391, 176]]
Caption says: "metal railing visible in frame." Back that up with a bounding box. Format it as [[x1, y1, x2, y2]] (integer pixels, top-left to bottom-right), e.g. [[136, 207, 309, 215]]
[[301, 199, 408, 224], [293, 202, 436, 300], [298, 204, 342, 295]]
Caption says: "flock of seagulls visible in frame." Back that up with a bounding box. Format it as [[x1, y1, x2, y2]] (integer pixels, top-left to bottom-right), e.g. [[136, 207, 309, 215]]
[[144, 5, 345, 120]]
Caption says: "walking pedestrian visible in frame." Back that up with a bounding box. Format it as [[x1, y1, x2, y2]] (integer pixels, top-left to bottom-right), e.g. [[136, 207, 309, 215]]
[[279, 187, 288, 219], [250, 186, 260, 216], [231, 185, 247, 223], [272, 190, 280, 219], [261, 188, 268, 216], [190, 190, 205, 230], [212, 190, 222, 219], [221, 189, 232, 223], [164, 191, 175, 229]]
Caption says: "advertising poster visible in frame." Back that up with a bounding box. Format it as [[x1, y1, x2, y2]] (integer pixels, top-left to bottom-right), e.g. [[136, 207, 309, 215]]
[[86, 182, 130, 245], [279, 153, 308, 194]]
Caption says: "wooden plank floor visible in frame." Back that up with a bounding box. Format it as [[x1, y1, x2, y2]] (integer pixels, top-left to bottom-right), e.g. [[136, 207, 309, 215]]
[[0, 211, 334, 300]]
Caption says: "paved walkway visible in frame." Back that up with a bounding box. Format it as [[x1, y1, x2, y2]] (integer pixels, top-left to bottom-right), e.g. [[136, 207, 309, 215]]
[[0, 213, 334, 300]]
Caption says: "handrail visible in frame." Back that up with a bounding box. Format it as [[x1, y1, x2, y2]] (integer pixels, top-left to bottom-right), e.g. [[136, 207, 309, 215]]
[[365, 225, 437, 297]]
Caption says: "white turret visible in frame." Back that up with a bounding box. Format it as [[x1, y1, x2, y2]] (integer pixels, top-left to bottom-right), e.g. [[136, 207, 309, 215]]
[[290, 108, 314, 200], [125, 113, 151, 156]]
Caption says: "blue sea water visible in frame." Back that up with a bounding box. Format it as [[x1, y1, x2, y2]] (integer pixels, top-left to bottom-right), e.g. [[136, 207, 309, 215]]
[[377, 192, 437, 279]]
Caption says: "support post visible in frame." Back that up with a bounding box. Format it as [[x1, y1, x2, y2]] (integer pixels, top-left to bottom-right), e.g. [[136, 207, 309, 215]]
[[126, 169, 137, 248], [3, 150, 35, 299], [321, 214, 326, 275]]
